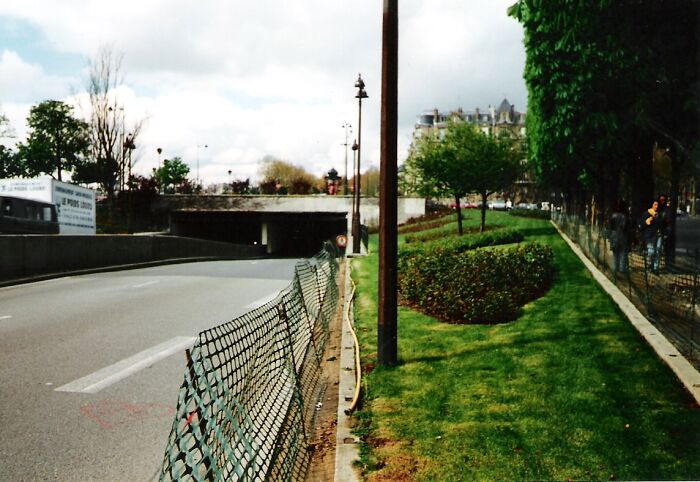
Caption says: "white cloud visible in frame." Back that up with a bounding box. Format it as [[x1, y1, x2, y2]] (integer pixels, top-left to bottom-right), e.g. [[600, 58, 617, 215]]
[[0, 0, 526, 184]]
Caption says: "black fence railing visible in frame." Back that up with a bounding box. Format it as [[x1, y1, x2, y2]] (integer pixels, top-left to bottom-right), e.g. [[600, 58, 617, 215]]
[[552, 212, 700, 370], [160, 242, 340, 481]]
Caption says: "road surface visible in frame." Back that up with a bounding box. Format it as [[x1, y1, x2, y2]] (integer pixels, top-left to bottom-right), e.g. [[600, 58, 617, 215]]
[[0, 259, 299, 481]]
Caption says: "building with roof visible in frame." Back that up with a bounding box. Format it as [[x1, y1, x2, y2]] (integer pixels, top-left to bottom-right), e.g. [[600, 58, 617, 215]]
[[408, 99, 539, 204], [414, 98, 526, 138]]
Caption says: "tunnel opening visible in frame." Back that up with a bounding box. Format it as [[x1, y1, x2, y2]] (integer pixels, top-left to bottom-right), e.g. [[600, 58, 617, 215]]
[[170, 210, 347, 257]]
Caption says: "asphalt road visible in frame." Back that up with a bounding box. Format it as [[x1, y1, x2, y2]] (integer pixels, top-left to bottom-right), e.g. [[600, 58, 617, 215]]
[[676, 216, 700, 255], [0, 259, 300, 481]]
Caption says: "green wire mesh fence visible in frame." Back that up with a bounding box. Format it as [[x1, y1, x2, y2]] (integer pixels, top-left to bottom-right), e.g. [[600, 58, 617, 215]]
[[553, 211, 699, 370], [160, 241, 340, 481]]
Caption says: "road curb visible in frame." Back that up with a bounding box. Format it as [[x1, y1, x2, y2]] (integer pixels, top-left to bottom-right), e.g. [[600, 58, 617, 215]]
[[334, 257, 360, 482], [552, 220, 700, 405]]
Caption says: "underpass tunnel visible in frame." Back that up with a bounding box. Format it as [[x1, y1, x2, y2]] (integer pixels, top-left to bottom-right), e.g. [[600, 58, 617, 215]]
[[170, 210, 347, 257]]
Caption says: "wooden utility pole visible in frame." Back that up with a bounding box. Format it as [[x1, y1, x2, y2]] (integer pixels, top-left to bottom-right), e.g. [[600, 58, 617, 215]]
[[378, 0, 398, 365]]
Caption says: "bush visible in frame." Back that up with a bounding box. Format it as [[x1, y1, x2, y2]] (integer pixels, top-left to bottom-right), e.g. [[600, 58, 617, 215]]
[[404, 222, 500, 243], [399, 242, 554, 324], [400, 228, 523, 258], [510, 208, 551, 219], [398, 215, 455, 234]]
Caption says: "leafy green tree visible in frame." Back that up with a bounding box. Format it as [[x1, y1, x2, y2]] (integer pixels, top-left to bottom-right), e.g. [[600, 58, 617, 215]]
[[409, 121, 521, 233], [16, 100, 89, 181], [154, 157, 191, 193], [509, 0, 699, 228], [0, 146, 25, 178]]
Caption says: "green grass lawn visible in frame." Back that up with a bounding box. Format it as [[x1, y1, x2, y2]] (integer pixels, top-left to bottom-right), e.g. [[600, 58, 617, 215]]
[[352, 210, 700, 481]]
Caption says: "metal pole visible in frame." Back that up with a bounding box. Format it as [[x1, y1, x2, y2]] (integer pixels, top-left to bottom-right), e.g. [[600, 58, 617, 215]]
[[343, 123, 351, 195], [378, 0, 398, 366], [353, 75, 367, 254], [353, 98, 363, 253]]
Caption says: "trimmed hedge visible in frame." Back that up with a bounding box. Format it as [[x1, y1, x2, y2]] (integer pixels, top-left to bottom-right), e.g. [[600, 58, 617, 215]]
[[399, 243, 554, 324], [398, 215, 455, 234], [509, 208, 551, 220], [404, 222, 505, 243], [399, 228, 524, 259]]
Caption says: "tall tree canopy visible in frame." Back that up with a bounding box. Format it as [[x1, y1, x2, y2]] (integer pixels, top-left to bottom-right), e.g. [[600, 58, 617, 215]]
[[509, 0, 699, 224], [16, 100, 89, 181]]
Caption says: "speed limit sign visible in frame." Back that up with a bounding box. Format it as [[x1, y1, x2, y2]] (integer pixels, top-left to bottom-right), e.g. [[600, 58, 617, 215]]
[[336, 235, 348, 248]]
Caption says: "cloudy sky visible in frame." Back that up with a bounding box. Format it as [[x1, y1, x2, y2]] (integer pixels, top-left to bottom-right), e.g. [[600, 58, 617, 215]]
[[0, 0, 527, 185]]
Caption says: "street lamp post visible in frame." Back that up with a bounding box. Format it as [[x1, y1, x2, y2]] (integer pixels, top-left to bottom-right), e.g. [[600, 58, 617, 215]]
[[196, 144, 208, 190], [123, 133, 136, 232], [353, 74, 368, 254], [351, 140, 358, 236], [156, 148, 163, 194], [342, 123, 352, 195]]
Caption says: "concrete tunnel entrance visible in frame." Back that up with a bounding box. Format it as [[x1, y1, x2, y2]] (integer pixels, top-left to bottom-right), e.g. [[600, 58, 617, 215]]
[[169, 210, 348, 257]]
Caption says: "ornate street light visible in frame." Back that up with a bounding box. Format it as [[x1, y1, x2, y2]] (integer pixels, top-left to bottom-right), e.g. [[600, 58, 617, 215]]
[[353, 74, 368, 254]]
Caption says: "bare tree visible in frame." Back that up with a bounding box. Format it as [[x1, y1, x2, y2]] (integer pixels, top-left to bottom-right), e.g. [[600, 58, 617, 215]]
[[76, 46, 143, 199]]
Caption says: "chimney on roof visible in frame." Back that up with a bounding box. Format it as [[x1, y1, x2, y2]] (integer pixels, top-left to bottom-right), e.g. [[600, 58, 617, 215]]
[[509, 104, 515, 123]]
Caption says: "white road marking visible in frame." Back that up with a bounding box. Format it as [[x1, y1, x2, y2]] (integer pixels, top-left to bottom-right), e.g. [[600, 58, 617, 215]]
[[245, 290, 282, 310], [0, 315, 11, 320], [132, 280, 160, 289], [55, 336, 197, 394]]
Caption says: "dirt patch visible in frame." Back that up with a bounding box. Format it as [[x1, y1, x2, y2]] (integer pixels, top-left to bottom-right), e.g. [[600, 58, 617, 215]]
[[305, 260, 346, 481], [364, 439, 419, 482]]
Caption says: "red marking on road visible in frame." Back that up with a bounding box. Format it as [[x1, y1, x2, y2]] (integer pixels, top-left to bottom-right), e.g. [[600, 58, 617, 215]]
[[80, 400, 175, 430], [184, 411, 197, 427]]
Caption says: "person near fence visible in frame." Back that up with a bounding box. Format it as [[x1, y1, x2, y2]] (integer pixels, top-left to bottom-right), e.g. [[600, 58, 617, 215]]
[[609, 200, 631, 273], [657, 193, 671, 269], [640, 199, 663, 274]]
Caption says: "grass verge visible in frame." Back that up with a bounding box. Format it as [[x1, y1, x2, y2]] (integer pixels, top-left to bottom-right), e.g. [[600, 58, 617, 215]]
[[352, 210, 700, 481]]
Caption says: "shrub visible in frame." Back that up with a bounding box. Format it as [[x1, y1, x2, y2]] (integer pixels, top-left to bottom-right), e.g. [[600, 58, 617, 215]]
[[403, 222, 503, 243], [398, 215, 455, 234], [399, 228, 523, 259], [510, 208, 551, 220], [399, 242, 554, 324]]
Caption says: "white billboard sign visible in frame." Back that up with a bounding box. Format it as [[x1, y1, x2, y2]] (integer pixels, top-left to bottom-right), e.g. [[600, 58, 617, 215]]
[[0, 178, 96, 234]]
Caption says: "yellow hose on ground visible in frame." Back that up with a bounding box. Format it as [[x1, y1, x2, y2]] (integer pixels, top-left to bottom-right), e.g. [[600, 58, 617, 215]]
[[344, 262, 362, 414]]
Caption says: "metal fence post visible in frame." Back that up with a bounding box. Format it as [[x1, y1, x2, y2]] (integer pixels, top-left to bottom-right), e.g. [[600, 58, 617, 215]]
[[692, 249, 699, 363]]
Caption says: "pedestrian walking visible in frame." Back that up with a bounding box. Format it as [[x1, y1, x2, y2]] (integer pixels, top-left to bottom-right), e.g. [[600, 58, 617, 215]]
[[640, 199, 663, 274], [657, 193, 671, 269], [609, 200, 630, 273]]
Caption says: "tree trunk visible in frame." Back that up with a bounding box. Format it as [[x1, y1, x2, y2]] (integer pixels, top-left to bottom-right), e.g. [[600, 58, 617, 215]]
[[480, 191, 488, 232], [454, 194, 463, 236]]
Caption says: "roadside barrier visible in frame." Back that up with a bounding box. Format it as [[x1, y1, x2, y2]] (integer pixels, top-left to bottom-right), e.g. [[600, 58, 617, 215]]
[[160, 241, 340, 481], [552, 212, 699, 369]]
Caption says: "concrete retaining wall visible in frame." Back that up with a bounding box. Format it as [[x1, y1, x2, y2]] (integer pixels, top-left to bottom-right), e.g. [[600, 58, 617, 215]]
[[152, 195, 426, 227], [0, 235, 264, 282]]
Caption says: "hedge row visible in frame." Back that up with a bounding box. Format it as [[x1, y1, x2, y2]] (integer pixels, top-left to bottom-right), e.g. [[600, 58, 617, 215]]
[[398, 215, 455, 234], [400, 228, 524, 258], [399, 243, 554, 324], [509, 208, 551, 219], [403, 222, 503, 243]]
